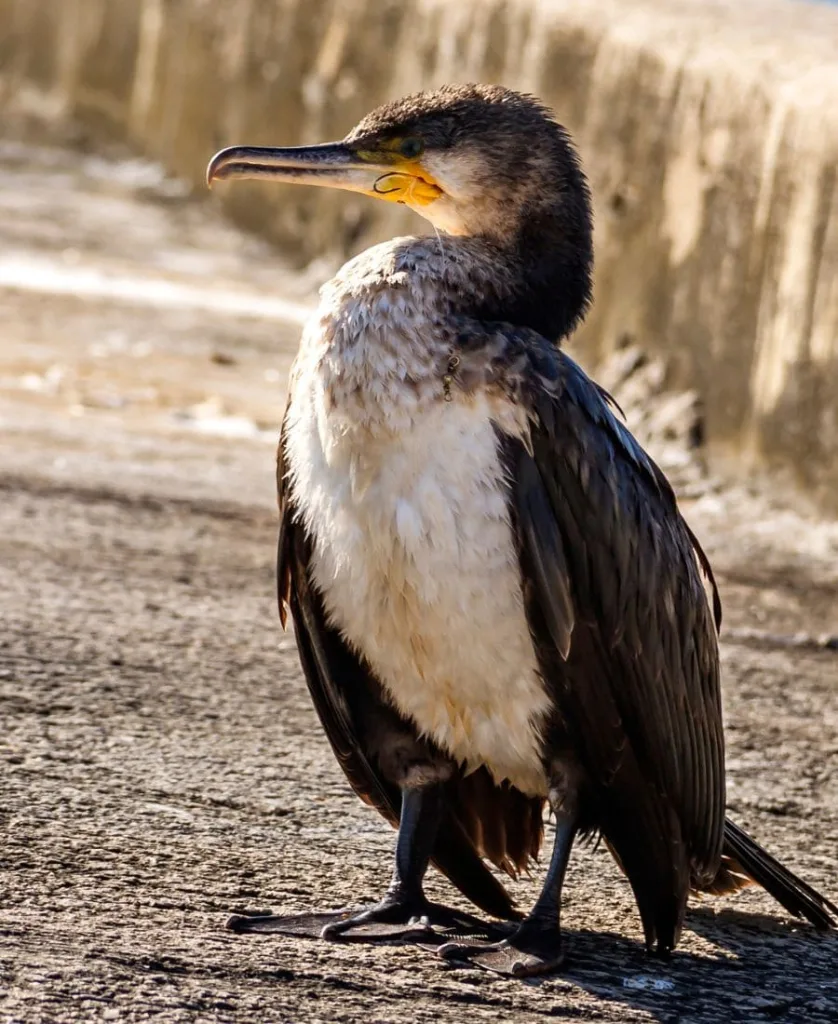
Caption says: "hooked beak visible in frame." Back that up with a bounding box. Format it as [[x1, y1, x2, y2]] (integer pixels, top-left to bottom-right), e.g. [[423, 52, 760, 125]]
[[206, 142, 443, 206]]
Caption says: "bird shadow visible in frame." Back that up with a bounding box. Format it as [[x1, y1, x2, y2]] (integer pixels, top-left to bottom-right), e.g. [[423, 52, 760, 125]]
[[437, 906, 838, 1021]]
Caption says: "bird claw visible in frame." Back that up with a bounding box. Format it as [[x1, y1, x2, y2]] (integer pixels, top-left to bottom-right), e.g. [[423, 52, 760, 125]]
[[438, 924, 565, 976]]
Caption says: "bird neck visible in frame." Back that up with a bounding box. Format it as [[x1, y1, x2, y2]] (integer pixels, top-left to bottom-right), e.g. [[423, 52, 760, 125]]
[[517, 206, 593, 341], [466, 206, 593, 344]]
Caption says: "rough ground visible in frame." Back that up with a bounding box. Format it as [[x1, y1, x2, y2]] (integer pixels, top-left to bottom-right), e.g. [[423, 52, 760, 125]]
[[1, 130, 837, 1024]]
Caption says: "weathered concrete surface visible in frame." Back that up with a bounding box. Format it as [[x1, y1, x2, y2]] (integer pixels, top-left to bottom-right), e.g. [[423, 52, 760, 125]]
[[5, 468, 838, 1024], [1, 132, 837, 1024], [1, 0, 837, 507]]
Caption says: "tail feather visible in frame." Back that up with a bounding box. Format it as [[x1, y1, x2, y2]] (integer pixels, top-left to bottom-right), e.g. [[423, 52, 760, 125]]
[[718, 818, 837, 930], [431, 806, 523, 921]]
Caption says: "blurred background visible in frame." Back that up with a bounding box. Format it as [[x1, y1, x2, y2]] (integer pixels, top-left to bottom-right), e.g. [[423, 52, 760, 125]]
[[2, 2, 838, 1020], [1, 0, 838, 507]]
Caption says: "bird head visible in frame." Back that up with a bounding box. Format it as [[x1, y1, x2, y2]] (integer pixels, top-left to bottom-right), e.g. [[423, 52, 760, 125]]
[[207, 84, 590, 247]]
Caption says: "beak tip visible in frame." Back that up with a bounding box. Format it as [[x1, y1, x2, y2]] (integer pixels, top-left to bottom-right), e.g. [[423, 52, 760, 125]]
[[206, 152, 223, 189]]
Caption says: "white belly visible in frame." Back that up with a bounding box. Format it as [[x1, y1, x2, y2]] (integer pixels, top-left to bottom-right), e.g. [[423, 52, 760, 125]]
[[286, 377, 550, 796]]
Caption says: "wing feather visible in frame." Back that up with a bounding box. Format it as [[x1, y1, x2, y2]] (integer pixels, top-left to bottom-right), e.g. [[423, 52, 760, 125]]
[[456, 321, 725, 897], [528, 347, 724, 879]]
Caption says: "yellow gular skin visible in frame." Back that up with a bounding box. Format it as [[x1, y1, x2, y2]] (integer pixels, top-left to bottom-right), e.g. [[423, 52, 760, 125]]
[[356, 152, 443, 206], [373, 170, 443, 206]]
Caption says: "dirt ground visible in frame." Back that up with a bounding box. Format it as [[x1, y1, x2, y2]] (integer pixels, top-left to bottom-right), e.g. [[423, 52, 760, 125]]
[[1, 131, 837, 1024]]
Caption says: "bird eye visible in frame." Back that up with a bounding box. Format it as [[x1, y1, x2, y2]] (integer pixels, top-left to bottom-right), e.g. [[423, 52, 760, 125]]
[[399, 138, 424, 159]]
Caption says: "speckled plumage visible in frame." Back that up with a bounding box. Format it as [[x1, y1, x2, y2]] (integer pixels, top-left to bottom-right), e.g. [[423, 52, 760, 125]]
[[285, 238, 549, 796]]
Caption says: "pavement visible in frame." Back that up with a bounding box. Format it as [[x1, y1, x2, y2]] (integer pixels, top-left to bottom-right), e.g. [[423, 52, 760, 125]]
[[1, 127, 837, 1023]]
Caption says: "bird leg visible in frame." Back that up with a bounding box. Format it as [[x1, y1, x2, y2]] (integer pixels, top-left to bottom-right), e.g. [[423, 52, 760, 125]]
[[320, 783, 442, 939], [438, 778, 578, 976], [228, 785, 491, 944]]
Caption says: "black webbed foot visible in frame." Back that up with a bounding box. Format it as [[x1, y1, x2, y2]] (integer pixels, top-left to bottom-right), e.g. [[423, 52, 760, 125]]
[[438, 919, 565, 976], [319, 892, 435, 941], [227, 898, 509, 946], [226, 908, 361, 938]]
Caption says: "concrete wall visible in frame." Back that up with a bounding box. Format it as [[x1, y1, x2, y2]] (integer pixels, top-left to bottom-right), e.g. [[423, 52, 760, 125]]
[[2, 0, 837, 506]]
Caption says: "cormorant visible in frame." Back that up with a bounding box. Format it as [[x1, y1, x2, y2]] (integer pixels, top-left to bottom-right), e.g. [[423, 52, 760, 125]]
[[207, 84, 837, 976]]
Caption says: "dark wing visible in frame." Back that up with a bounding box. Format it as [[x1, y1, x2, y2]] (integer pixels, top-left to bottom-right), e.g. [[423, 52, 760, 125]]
[[276, 393, 541, 919], [455, 321, 724, 948]]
